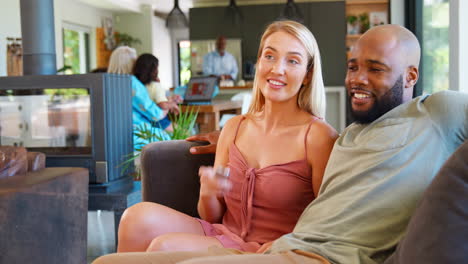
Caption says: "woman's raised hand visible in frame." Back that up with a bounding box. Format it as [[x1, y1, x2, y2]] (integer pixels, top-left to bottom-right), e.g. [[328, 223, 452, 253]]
[[198, 166, 231, 197]]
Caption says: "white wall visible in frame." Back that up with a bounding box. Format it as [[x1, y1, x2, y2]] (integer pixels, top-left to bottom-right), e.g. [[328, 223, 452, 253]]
[[459, 0, 468, 93], [114, 4, 153, 55], [450, 0, 468, 93], [112, 4, 178, 88], [0, 0, 21, 76], [390, 0, 405, 26], [0, 0, 113, 76], [152, 15, 173, 89]]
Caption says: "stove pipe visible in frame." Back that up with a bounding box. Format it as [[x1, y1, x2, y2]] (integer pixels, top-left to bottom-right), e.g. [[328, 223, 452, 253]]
[[20, 0, 57, 75]]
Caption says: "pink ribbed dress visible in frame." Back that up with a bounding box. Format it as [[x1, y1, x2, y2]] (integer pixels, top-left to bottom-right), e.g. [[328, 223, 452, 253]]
[[197, 116, 317, 252]]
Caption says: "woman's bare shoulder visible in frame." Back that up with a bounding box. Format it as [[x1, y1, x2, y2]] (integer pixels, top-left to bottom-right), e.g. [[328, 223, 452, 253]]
[[218, 115, 246, 143], [307, 118, 339, 147], [223, 115, 245, 132]]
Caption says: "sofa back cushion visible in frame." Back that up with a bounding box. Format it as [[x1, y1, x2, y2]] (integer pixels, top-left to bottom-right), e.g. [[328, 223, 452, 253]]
[[385, 140, 468, 264]]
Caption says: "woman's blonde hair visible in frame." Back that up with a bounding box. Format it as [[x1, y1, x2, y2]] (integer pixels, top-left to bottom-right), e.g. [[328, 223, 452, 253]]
[[247, 20, 326, 118], [107, 46, 137, 74]]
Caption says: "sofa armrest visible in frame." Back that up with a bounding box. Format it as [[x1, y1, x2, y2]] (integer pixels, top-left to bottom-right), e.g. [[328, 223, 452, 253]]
[[140, 140, 215, 217], [0, 167, 88, 264]]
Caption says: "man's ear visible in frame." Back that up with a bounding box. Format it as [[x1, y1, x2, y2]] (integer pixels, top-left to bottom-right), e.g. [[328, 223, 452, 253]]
[[405, 66, 419, 88]]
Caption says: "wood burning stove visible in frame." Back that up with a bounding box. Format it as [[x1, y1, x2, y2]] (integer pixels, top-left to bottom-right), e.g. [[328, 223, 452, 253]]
[[0, 73, 134, 192]]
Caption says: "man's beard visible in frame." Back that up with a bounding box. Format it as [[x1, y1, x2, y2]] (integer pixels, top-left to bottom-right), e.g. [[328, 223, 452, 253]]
[[350, 75, 404, 124]]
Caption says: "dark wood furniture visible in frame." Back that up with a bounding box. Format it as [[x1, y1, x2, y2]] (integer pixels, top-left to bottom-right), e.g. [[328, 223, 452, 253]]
[[181, 100, 242, 133]]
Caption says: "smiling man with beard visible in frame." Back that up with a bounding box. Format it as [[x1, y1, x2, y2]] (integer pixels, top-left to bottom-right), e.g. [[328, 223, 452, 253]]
[[348, 75, 403, 123], [93, 25, 468, 264], [345, 24, 420, 124]]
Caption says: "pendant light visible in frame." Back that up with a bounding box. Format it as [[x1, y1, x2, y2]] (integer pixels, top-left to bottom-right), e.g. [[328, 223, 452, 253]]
[[225, 0, 243, 25], [280, 0, 304, 23], [166, 0, 188, 29]]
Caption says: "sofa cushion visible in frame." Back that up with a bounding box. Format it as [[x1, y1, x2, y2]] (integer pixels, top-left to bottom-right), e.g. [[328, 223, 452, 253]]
[[0, 146, 28, 178], [384, 140, 468, 264]]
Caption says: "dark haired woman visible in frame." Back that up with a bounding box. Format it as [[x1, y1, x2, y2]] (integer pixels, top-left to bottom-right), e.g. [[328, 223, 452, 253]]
[[133, 53, 182, 117]]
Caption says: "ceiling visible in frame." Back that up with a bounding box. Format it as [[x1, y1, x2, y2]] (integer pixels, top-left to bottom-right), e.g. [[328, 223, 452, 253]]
[[75, 0, 194, 14], [75, 0, 325, 14]]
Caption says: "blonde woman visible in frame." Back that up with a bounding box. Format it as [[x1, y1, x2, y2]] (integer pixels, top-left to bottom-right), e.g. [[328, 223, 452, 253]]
[[115, 21, 338, 254], [107, 46, 171, 149]]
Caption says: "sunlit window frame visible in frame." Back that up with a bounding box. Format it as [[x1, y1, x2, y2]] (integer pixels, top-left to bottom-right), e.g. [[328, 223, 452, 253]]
[[406, 0, 467, 94], [62, 22, 92, 74]]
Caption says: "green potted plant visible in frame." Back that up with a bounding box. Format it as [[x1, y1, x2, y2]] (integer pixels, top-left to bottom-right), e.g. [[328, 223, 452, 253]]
[[359, 13, 370, 34], [121, 105, 199, 180], [347, 15, 359, 35], [115, 32, 142, 48]]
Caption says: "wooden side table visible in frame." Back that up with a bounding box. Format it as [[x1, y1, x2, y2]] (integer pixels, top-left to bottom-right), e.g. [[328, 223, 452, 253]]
[[181, 100, 242, 133]]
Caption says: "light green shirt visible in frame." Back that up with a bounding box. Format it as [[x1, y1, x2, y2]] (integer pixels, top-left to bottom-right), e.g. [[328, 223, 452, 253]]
[[270, 91, 468, 264], [146, 81, 168, 104]]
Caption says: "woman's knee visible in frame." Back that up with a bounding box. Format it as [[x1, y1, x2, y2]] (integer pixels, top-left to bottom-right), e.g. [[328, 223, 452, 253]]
[[120, 202, 192, 234], [120, 202, 153, 227], [119, 202, 170, 238]]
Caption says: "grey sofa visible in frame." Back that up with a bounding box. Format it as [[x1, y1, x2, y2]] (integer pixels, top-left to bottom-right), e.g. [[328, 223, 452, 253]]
[[139, 140, 468, 263]]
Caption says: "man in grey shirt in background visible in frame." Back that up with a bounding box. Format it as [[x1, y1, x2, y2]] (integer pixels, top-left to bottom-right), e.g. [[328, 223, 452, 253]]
[[94, 25, 468, 264]]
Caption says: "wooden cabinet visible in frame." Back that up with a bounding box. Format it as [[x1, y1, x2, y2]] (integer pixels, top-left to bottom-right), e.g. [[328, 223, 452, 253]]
[[346, 0, 390, 58], [96, 27, 112, 69]]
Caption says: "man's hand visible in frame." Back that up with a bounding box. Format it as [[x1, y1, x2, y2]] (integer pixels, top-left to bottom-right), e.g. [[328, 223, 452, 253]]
[[186, 131, 221, 155]]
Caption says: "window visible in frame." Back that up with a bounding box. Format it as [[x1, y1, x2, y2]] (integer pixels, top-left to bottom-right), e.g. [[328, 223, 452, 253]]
[[179, 40, 191, 86], [421, 0, 449, 94], [62, 23, 90, 74]]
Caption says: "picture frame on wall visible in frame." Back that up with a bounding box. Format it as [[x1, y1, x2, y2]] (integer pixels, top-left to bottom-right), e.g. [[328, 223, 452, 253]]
[[369, 12, 388, 28]]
